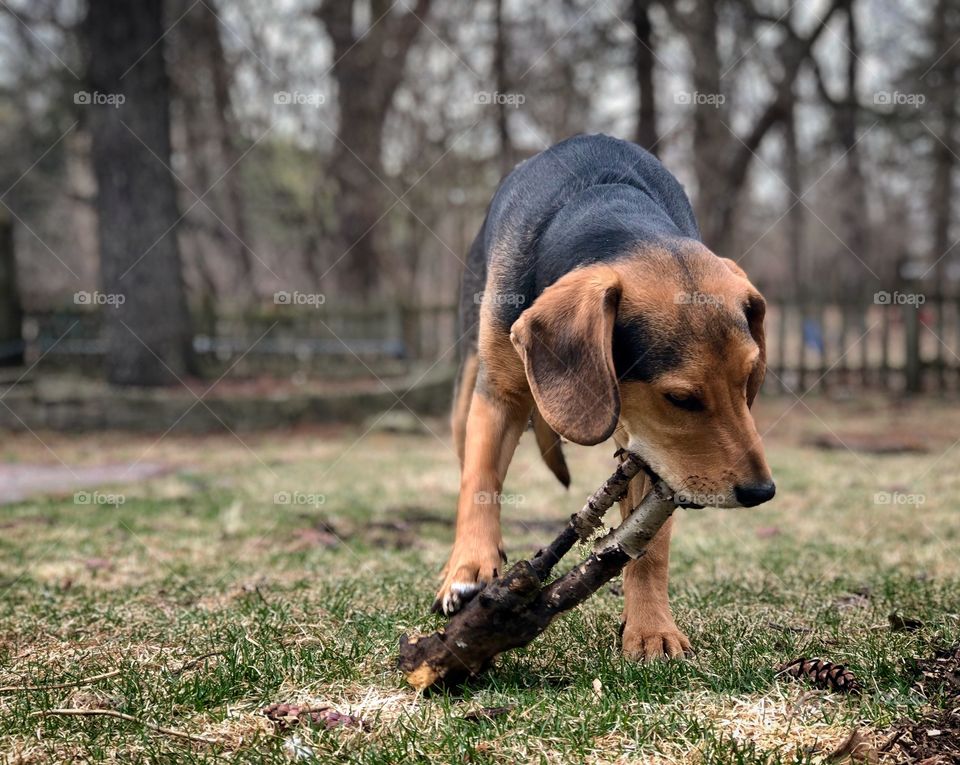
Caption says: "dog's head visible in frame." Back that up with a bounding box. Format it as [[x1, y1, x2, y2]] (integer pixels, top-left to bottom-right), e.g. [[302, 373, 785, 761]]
[[510, 245, 774, 508]]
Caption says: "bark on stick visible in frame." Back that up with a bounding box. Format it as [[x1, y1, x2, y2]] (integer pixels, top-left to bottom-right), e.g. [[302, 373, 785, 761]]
[[398, 454, 676, 690]]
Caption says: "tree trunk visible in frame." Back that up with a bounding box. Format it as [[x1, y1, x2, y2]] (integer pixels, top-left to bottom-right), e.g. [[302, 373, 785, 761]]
[[494, 0, 513, 175], [317, 0, 433, 302], [0, 211, 23, 367], [837, 1, 868, 287], [784, 91, 804, 299], [929, 0, 957, 389], [199, 0, 256, 297], [83, 0, 193, 386], [689, 0, 728, 247], [633, 0, 659, 153]]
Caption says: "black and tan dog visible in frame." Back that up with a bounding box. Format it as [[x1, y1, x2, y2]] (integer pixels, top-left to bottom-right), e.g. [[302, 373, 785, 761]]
[[437, 134, 775, 660]]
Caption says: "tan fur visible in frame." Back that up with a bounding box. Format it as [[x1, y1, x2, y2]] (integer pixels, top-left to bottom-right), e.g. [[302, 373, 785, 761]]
[[510, 265, 622, 446], [452, 352, 479, 465], [613, 455, 692, 659], [438, 245, 772, 659], [436, 389, 532, 605]]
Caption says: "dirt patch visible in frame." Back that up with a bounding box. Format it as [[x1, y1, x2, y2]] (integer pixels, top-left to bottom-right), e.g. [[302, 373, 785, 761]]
[[0, 462, 170, 504], [807, 432, 930, 454], [885, 646, 960, 763], [889, 711, 960, 763]]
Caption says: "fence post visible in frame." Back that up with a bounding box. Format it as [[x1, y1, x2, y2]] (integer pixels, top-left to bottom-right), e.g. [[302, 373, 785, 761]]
[[904, 288, 921, 394], [0, 211, 24, 367]]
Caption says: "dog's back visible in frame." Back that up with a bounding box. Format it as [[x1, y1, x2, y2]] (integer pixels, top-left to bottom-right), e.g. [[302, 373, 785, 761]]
[[459, 134, 700, 348]]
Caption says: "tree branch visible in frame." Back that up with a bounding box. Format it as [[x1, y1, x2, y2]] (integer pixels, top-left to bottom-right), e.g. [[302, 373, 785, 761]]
[[398, 453, 677, 690]]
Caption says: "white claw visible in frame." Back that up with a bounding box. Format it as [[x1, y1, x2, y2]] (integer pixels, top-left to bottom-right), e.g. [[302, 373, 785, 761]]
[[443, 582, 482, 615]]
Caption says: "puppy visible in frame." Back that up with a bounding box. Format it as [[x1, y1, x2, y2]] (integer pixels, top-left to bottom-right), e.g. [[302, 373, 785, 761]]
[[438, 134, 775, 660]]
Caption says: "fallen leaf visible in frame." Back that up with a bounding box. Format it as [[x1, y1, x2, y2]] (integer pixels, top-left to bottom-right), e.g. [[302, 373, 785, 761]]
[[827, 729, 878, 763]]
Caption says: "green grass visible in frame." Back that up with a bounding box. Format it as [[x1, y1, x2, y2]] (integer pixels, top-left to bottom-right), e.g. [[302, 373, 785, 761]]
[[1, 397, 958, 763]]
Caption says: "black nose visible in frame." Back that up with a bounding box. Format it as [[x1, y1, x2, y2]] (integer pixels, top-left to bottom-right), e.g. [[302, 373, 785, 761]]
[[735, 481, 776, 507]]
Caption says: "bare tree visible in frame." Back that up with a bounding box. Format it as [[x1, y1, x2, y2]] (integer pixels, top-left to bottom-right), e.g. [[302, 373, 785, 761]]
[[677, 0, 844, 255], [928, 0, 959, 281], [632, 0, 659, 153], [315, 0, 433, 300], [494, 0, 514, 175], [83, 0, 193, 385]]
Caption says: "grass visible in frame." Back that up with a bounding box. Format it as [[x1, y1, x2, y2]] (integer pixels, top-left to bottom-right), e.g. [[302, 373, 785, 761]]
[[1, 396, 958, 763]]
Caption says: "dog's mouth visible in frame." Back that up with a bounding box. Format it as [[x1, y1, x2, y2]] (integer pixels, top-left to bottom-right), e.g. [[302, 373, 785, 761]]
[[630, 455, 704, 509]]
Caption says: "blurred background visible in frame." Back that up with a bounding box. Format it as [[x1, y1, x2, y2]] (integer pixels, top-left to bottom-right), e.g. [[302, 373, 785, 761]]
[[0, 0, 957, 433]]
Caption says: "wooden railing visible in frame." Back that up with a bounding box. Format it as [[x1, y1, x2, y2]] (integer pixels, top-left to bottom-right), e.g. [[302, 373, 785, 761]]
[[23, 303, 461, 376], [763, 291, 959, 394], [22, 290, 960, 393]]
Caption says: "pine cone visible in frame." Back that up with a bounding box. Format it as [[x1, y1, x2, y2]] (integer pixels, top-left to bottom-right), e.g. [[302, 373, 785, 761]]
[[779, 657, 861, 694]]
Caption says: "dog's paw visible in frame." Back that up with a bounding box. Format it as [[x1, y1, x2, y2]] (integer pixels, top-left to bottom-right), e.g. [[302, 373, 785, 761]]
[[432, 548, 505, 616], [621, 622, 692, 661]]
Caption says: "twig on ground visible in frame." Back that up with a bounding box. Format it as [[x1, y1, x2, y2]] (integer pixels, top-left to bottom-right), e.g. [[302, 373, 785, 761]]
[[1, 649, 227, 693], [0, 669, 123, 694], [29, 708, 222, 745]]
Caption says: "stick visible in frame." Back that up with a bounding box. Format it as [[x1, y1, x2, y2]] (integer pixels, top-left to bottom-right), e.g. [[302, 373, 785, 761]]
[[398, 454, 676, 690], [29, 709, 222, 746]]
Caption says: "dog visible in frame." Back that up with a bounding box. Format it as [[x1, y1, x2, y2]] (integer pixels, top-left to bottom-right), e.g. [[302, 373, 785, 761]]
[[437, 134, 775, 661]]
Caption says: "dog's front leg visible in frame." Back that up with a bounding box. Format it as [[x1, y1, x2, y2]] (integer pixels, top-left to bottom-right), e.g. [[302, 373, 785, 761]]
[[434, 389, 529, 615], [618, 473, 692, 660]]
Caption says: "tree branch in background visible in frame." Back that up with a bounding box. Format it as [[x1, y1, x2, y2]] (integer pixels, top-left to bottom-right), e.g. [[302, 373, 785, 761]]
[[708, 0, 845, 254]]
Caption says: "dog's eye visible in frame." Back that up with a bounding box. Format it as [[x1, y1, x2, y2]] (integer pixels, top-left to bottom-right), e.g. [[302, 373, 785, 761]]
[[664, 392, 704, 411]]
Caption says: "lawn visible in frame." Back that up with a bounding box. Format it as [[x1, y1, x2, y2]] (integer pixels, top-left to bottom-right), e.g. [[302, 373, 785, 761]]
[[1, 396, 959, 763]]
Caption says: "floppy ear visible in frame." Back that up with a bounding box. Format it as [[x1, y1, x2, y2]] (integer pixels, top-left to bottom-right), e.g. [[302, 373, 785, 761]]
[[722, 258, 767, 407], [509, 265, 621, 445], [744, 293, 766, 407]]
